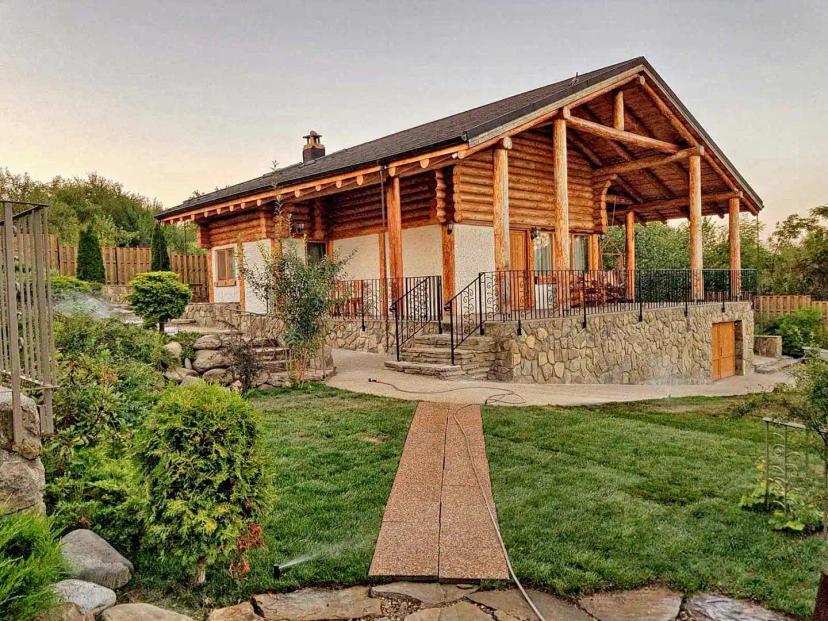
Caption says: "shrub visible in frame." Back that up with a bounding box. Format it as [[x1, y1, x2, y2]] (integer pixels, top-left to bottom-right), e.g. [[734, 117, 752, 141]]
[[0, 511, 64, 621], [740, 459, 823, 533], [54, 313, 169, 367], [128, 271, 191, 331], [136, 382, 266, 584], [763, 308, 822, 356], [50, 273, 102, 299], [76, 226, 105, 283], [150, 223, 170, 271]]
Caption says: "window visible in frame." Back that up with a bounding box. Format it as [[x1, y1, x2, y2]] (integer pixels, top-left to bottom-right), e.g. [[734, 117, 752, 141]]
[[306, 241, 327, 264], [571, 235, 588, 271], [215, 248, 236, 286], [533, 232, 553, 272]]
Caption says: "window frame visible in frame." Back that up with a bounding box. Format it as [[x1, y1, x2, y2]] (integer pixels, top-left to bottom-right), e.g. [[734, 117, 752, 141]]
[[214, 247, 237, 287]]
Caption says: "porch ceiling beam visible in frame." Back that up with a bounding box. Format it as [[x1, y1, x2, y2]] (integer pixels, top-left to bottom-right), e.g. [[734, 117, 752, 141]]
[[562, 109, 680, 153], [638, 77, 696, 145], [632, 190, 742, 213], [567, 133, 643, 204], [596, 146, 703, 176]]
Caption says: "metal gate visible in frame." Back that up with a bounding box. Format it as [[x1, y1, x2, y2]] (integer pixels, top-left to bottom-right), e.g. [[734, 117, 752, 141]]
[[1, 201, 56, 441]]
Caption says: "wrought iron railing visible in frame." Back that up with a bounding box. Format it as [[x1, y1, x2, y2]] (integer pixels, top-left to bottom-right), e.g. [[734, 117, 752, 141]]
[[390, 276, 442, 360], [329, 276, 442, 329], [444, 268, 757, 364], [1, 202, 56, 441]]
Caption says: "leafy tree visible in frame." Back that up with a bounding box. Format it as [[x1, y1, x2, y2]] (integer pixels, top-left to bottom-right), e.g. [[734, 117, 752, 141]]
[[127, 271, 191, 331], [76, 226, 105, 283], [150, 223, 170, 271]]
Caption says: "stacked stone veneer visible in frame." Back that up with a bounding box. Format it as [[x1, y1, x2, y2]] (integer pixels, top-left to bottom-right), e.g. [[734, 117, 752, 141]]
[[325, 318, 441, 354], [486, 302, 754, 385], [0, 388, 45, 515], [180, 302, 241, 327]]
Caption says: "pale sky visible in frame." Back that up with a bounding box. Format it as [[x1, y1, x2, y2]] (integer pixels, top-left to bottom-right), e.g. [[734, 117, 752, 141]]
[[1, 0, 826, 231]]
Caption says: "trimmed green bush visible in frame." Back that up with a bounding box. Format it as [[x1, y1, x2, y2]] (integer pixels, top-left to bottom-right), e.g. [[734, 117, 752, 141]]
[[150, 223, 170, 271], [54, 313, 169, 367], [50, 273, 102, 299], [137, 382, 266, 584], [0, 511, 64, 621], [128, 271, 191, 331], [764, 308, 823, 356], [76, 226, 105, 283]]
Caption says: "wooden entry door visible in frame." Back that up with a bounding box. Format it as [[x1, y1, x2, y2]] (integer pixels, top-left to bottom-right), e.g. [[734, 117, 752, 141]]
[[508, 230, 533, 310], [712, 321, 736, 380]]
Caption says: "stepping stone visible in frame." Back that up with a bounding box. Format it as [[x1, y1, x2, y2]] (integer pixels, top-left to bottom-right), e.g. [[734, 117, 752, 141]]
[[469, 589, 592, 621], [60, 530, 134, 589], [253, 586, 383, 620], [208, 602, 264, 620], [99, 603, 193, 620], [404, 602, 493, 621], [684, 593, 792, 620], [371, 582, 478, 605], [52, 579, 117, 616], [579, 587, 682, 621]]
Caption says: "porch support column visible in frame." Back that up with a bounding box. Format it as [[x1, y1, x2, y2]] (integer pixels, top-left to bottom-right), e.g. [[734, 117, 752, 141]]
[[378, 231, 388, 317], [553, 118, 570, 271], [728, 197, 741, 297], [625, 211, 636, 300], [386, 176, 404, 298], [197, 223, 214, 303], [492, 138, 512, 272], [588, 234, 601, 270], [689, 154, 704, 300]]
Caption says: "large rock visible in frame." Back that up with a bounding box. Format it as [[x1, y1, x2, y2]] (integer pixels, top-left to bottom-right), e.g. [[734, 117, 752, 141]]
[[469, 589, 592, 621], [253, 586, 383, 621], [579, 587, 682, 621], [52, 579, 117, 616], [0, 388, 41, 459], [208, 602, 264, 620], [180, 375, 202, 387], [193, 334, 224, 350], [405, 602, 492, 621], [100, 603, 193, 621], [203, 367, 234, 385], [36, 602, 94, 621], [193, 349, 232, 372], [164, 367, 200, 383], [0, 448, 46, 514], [371, 582, 478, 605], [60, 529, 134, 589], [163, 341, 183, 363], [683, 594, 792, 620]]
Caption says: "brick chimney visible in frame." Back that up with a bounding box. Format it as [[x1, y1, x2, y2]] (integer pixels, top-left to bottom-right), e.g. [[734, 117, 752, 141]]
[[303, 131, 325, 163]]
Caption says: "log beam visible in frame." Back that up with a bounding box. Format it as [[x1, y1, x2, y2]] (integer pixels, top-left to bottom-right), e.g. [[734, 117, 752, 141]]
[[613, 91, 624, 131], [689, 154, 703, 299], [492, 145, 511, 271], [728, 196, 741, 296], [553, 118, 570, 271], [625, 210, 636, 299], [441, 223, 456, 301], [632, 191, 742, 213], [562, 110, 680, 153], [386, 176, 404, 292], [596, 146, 703, 177]]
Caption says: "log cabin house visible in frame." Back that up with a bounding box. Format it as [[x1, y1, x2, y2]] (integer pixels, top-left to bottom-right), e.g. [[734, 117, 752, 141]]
[[158, 57, 762, 384]]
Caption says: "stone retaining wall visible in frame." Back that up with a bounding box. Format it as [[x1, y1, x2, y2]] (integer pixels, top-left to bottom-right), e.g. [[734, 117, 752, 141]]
[[325, 318, 441, 354], [486, 302, 754, 385], [754, 334, 783, 358], [180, 302, 241, 327], [0, 389, 45, 515]]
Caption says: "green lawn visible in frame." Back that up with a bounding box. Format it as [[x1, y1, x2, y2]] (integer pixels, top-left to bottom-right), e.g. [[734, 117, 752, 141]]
[[135, 386, 824, 619]]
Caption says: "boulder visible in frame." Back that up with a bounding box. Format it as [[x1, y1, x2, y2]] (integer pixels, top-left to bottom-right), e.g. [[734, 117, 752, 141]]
[[468, 589, 592, 621], [193, 349, 232, 373], [208, 602, 264, 620], [36, 602, 94, 621], [371, 582, 478, 605], [193, 334, 223, 350], [0, 388, 41, 459], [404, 602, 492, 621], [0, 448, 46, 514], [180, 375, 201, 387], [203, 367, 234, 385], [164, 367, 200, 383], [163, 341, 183, 363], [184, 357, 193, 370], [253, 586, 383, 620], [52, 579, 117, 616], [683, 594, 792, 620], [100, 603, 193, 621], [60, 529, 134, 590], [578, 587, 682, 621]]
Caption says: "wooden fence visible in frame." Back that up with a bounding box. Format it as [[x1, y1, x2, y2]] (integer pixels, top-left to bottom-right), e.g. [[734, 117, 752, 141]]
[[755, 295, 828, 329], [48, 235, 209, 302]]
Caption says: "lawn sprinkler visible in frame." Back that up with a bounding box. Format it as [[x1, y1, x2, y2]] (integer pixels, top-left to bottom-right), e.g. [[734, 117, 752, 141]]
[[273, 563, 282, 580]]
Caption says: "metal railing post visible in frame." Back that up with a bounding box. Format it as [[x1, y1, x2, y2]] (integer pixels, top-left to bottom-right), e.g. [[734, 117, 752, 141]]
[[637, 270, 643, 322], [360, 280, 366, 331], [582, 269, 588, 329], [477, 273, 485, 336], [436, 276, 443, 334], [447, 300, 455, 365], [393, 302, 400, 361], [684, 270, 689, 317]]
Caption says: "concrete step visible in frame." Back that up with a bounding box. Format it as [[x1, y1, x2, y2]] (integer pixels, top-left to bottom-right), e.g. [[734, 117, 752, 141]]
[[412, 333, 495, 350], [755, 356, 800, 375], [384, 360, 466, 380]]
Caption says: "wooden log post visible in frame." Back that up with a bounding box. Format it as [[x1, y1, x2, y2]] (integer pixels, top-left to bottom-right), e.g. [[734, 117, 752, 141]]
[[236, 237, 246, 312], [197, 223, 214, 304], [613, 90, 624, 131], [553, 118, 570, 308], [688, 154, 704, 300], [378, 231, 388, 320], [728, 196, 741, 297], [625, 211, 636, 301], [588, 234, 601, 271], [386, 176, 403, 300], [492, 140, 511, 272]]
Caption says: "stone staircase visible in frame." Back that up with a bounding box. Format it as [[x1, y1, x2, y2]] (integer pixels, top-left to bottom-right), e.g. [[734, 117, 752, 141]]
[[384, 333, 496, 380], [253, 343, 334, 385]]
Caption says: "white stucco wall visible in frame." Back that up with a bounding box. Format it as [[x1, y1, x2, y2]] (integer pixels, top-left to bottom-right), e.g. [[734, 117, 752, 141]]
[[211, 243, 240, 304], [400, 225, 442, 278], [333, 234, 379, 280], [242, 240, 268, 314], [281, 238, 306, 262], [453, 224, 494, 291]]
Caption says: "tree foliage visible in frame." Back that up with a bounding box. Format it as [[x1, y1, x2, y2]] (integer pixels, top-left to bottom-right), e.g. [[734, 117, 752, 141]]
[[76, 226, 105, 283], [128, 272, 191, 331], [150, 223, 171, 271]]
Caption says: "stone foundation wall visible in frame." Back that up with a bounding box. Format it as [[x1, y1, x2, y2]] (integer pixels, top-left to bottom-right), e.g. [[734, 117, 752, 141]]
[[0, 389, 45, 515], [180, 302, 241, 327], [325, 318, 441, 354], [487, 302, 754, 385]]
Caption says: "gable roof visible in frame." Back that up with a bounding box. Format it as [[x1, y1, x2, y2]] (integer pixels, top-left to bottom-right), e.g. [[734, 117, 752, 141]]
[[160, 57, 761, 218]]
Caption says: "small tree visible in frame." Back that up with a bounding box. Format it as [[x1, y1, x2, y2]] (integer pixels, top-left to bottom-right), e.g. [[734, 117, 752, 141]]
[[127, 271, 191, 331], [242, 241, 347, 383], [76, 226, 105, 283], [136, 381, 266, 585], [150, 223, 170, 271]]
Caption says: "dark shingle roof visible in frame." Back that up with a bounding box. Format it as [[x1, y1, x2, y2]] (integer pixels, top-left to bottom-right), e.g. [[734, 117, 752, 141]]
[[160, 57, 761, 217]]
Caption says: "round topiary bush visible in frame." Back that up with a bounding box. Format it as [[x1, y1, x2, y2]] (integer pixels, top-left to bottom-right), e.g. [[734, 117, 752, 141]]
[[136, 381, 266, 584], [127, 271, 191, 331]]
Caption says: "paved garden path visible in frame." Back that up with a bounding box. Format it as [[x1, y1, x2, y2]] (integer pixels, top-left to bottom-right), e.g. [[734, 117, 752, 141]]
[[369, 401, 509, 581]]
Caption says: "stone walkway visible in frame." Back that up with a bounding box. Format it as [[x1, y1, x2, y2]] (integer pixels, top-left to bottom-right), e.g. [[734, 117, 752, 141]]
[[326, 349, 793, 407], [369, 402, 509, 581]]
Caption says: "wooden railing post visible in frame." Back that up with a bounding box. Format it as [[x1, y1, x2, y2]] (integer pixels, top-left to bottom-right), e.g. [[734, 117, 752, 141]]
[[2, 203, 23, 444]]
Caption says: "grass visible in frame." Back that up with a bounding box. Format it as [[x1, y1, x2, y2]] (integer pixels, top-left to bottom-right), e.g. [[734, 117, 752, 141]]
[[135, 387, 824, 619]]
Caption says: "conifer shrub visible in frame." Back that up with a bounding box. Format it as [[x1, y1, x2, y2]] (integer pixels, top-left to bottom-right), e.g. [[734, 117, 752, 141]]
[[127, 271, 191, 331], [76, 226, 105, 283], [150, 223, 171, 271]]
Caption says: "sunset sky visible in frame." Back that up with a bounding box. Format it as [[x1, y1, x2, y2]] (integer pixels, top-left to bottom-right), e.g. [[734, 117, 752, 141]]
[[2, 0, 826, 232]]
